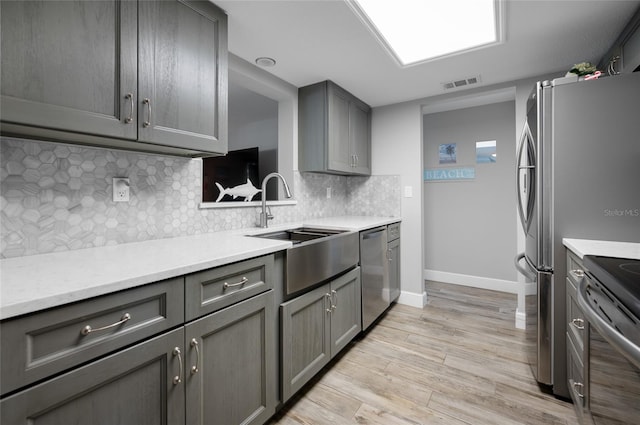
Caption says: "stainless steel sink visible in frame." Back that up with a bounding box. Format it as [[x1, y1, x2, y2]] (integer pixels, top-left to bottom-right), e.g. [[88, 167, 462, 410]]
[[250, 227, 345, 244], [248, 227, 359, 297]]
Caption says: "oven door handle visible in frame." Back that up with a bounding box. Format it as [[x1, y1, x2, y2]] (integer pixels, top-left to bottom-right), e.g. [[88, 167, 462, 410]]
[[577, 278, 640, 369]]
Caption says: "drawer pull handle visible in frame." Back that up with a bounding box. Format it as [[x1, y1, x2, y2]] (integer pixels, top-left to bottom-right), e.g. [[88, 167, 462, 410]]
[[571, 318, 585, 330], [173, 347, 183, 385], [81, 313, 131, 336], [223, 276, 248, 290], [325, 293, 332, 313], [190, 338, 200, 375], [571, 269, 585, 278], [572, 381, 584, 398]]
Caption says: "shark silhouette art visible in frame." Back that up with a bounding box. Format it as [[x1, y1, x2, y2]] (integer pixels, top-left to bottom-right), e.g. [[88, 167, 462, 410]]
[[215, 179, 261, 202]]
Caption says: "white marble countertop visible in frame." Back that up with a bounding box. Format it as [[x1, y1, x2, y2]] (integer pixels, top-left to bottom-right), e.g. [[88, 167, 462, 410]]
[[563, 238, 640, 260], [0, 216, 399, 320]]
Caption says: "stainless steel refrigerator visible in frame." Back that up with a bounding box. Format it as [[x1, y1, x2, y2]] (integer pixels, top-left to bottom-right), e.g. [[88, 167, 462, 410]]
[[515, 72, 640, 398]]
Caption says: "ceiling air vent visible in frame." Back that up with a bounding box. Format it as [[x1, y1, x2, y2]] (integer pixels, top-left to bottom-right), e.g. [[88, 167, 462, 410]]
[[442, 75, 481, 90]]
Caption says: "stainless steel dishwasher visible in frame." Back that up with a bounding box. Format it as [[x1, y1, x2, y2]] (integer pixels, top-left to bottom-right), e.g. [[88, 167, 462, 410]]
[[360, 226, 390, 330]]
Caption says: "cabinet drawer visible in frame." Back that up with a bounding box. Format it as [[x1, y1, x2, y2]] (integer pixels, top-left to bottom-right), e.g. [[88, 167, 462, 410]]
[[567, 333, 586, 417], [566, 251, 586, 285], [387, 222, 400, 241], [1, 277, 184, 396], [566, 277, 586, 351], [185, 255, 274, 321]]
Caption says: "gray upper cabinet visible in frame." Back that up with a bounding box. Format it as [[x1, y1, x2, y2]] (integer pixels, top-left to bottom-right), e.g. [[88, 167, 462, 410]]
[[299, 80, 371, 175], [0, 0, 227, 157], [138, 0, 227, 154], [0, 0, 138, 140]]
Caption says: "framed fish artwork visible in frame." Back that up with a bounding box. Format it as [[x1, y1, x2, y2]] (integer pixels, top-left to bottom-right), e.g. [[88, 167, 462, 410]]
[[202, 147, 261, 202]]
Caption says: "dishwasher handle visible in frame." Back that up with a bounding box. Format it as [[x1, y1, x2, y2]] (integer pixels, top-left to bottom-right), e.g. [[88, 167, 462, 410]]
[[361, 227, 387, 240]]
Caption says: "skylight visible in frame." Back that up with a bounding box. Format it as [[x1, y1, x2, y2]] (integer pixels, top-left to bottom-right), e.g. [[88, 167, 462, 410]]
[[349, 0, 502, 67]]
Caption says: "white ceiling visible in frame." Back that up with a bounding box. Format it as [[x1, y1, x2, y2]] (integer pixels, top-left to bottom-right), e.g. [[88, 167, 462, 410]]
[[216, 0, 639, 107]]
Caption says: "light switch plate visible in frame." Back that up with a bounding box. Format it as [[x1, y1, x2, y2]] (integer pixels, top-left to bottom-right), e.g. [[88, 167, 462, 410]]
[[404, 186, 413, 198]]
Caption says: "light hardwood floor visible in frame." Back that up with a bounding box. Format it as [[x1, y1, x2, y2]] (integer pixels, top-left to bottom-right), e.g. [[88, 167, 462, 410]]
[[270, 281, 579, 425]]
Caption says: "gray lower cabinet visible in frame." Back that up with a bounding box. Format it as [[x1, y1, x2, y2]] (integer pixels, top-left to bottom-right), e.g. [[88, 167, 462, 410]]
[[298, 80, 371, 175], [1, 277, 184, 396], [185, 290, 276, 425], [281, 267, 361, 402], [388, 236, 401, 302], [566, 250, 587, 422], [1, 327, 186, 425], [1, 254, 277, 425], [0, 0, 227, 156]]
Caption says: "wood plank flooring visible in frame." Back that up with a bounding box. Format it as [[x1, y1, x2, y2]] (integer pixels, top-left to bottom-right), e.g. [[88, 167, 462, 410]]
[[269, 281, 579, 425]]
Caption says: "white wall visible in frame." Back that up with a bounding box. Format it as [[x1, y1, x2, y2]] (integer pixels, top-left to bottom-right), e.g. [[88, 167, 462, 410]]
[[423, 101, 516, 285], [371, 72, 562, 318], [371, 102, 426, 307]]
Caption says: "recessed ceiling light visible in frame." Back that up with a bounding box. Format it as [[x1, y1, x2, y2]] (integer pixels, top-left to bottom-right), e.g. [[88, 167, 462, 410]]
[[255, 57, 276, 67], [348, 0, 503, 67]]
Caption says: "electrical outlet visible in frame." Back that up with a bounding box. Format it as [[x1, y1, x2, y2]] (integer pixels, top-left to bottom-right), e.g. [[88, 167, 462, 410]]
[[113, 178, 130, 202], [326, 187, 332, 199]]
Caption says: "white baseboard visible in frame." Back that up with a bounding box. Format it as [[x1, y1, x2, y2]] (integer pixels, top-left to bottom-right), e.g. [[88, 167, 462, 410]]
[[515, 309, 526, 330], [424, 269, 520, 293], [397, 290, 427, 308]]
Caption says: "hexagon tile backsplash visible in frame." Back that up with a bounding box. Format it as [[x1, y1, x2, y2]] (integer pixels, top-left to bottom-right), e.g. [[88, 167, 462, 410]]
[[1, 137, 400, 258]]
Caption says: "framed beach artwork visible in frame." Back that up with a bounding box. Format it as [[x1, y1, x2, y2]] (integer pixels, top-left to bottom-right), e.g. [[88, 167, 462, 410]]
[[439, 143, 457, 164]]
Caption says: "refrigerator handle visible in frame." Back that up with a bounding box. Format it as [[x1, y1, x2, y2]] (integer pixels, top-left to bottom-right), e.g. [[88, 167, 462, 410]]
[[516, 120, 535, 234], [514, 252, 536, 280]]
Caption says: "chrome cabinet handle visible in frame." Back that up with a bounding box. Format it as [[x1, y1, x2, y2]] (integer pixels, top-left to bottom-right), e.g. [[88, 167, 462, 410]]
[[142, 98, 151, 128], [570, 318, 585, 330], [331, 289, 338, 311], [173, 347, 183, 385], [223, 276, 248, 290], [572, 381, 584, 399], [387, 248, 393, 261], [607, 55, 620, 76], [124, 93, 134, 123], [325, 293, 332, 313], [81, 313, 131, 336], [571, 269, 585, 278], [190, 338, 200, 375], [354, 154, 358, 166]]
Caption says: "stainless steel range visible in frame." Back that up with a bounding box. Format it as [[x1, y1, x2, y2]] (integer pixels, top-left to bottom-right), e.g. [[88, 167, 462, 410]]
[[577, 255, 640, 424]]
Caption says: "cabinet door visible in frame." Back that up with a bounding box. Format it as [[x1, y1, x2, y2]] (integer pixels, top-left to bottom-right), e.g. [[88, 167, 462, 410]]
[[185, 291, 276, 425], [388, 238, 401, 302], [280, 284, 331, 402], [329, 267, 362, 357], [327, 85, 352, 173], [138, 0, 227, 154], [1, 328, 185, 425], [0, 0, 137, 139], [349, 101, 371, 175]]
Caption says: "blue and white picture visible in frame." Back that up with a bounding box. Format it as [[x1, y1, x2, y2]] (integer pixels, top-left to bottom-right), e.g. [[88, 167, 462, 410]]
[[439, 143, 457, 164], [476, 140, 497, 163]]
